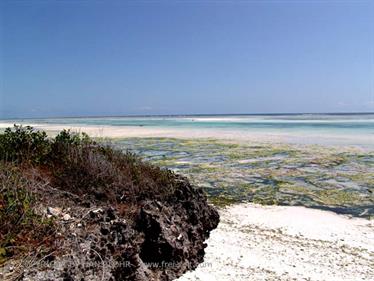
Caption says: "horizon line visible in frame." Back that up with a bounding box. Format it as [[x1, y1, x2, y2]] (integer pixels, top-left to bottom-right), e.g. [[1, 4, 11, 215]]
[[1, 111, 374, 120]]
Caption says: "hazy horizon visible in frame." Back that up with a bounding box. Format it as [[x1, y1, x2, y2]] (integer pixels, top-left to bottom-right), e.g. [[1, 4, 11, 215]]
[[1, 1, 373, 118]]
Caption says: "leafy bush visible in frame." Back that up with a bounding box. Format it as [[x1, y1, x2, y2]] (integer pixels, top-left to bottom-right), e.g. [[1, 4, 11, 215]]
[[0, 126, 93, 162], [54, 129, 91, 145], [0, 125, 50, 164]]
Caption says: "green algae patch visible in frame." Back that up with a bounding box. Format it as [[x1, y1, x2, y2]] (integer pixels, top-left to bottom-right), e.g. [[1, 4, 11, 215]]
[[278, 183, 313, 196], [315, 189, 363, 205], [187, 164, 221, 174], [208, 196, 239, 208]]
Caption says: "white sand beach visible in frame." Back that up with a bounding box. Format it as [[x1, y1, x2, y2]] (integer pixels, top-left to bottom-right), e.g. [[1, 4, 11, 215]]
[[178, 204, 374, 281], [1, 122, 373, 148]]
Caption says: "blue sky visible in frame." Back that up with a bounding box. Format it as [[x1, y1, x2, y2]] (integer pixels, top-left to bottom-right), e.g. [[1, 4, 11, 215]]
[[1, 0, 373, 118]]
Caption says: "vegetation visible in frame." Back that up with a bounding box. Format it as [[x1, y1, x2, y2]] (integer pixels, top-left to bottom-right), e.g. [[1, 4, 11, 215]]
[[0, 126, 50, 164], [0, 125, 181, 264], [0, 164, 54, 264]]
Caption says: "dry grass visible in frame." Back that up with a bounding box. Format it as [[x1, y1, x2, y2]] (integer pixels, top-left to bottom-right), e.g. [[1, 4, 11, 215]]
[[0, 163, 55, 265]]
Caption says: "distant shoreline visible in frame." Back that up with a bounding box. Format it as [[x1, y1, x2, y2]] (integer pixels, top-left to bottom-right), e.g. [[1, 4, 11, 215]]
[[2, 111, 374, 121], [1, 121, 373, 149]]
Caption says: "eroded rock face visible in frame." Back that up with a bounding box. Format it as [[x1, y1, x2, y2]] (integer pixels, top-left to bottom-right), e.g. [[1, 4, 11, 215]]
[[21, 177, 219, 281], [135, 178, 219, 280]]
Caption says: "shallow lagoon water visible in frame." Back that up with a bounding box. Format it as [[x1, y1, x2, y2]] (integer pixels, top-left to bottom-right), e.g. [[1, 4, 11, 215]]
[[117, 138, 374, 218]]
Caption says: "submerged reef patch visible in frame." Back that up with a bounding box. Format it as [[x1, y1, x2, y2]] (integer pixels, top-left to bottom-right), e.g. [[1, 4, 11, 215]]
[[118, 138, 374, 218]]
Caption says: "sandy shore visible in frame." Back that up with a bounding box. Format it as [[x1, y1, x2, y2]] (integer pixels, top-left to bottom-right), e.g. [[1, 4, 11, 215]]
[[178, 204, 373, 281], [1, 122, 373, 148]]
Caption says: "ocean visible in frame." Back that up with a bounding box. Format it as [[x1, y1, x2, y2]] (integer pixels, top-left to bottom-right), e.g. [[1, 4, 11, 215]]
[[5, 113, 374, 132], [3, 113, 374, 147]]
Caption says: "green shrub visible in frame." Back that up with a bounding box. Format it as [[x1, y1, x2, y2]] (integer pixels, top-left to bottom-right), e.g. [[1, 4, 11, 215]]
[[0, 125, 50, 164], [54, 129, 91, 145]]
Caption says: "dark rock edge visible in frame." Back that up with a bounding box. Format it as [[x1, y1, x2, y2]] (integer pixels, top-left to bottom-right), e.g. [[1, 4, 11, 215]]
[[22, 175, 219, 281]]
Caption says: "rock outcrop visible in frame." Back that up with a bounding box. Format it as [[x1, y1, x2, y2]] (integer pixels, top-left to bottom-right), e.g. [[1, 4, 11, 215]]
[[19, 176, 219, 281], [0, 127, 219, 281]]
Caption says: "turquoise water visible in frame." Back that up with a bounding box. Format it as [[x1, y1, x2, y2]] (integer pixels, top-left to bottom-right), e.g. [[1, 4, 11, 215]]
[[5, 113, 374, 135]]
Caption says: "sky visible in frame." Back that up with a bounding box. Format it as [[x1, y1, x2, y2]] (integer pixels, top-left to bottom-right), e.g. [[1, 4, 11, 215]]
[[1, 0, 373, 118]]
